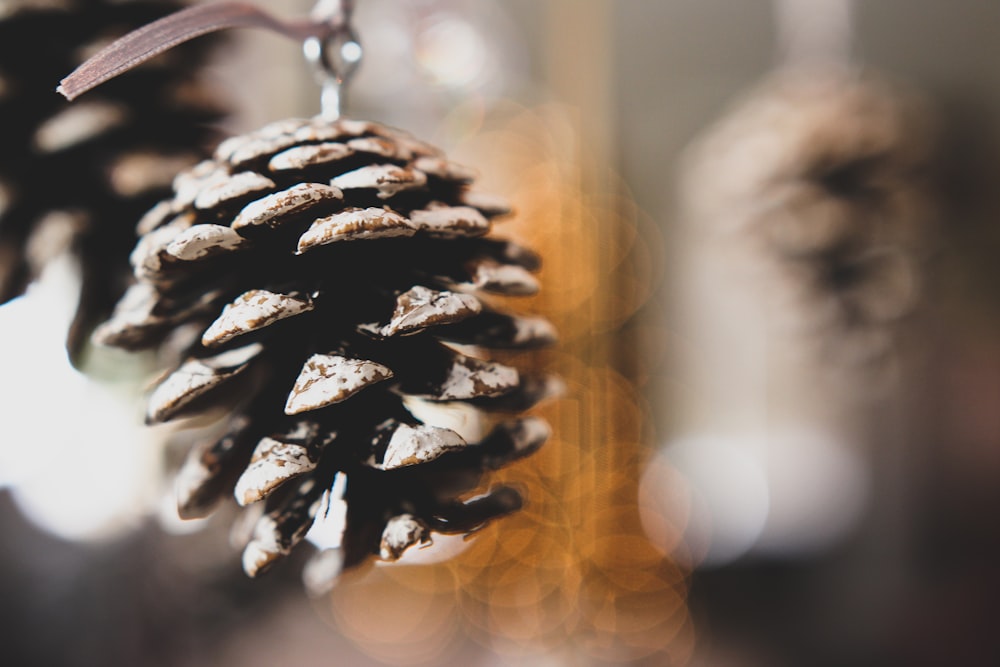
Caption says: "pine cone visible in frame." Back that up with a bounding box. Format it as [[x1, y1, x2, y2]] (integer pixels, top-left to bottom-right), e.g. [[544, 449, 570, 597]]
[[0, 0, 223, 359], [687, 68, 936, 363], [95, 116, 556, 588]]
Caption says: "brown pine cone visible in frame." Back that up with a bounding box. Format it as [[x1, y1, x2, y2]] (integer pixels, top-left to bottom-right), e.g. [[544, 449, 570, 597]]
[[686, 68, 936, 364], [0, 0, 224, 361], [95, 116, 557, 589]]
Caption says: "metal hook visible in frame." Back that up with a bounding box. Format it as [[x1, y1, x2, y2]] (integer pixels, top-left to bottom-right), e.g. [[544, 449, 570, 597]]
[[304, 0, 362, 121]]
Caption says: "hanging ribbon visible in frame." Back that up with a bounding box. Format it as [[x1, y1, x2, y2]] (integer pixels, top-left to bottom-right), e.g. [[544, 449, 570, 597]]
[[57, 2, 348, 101]]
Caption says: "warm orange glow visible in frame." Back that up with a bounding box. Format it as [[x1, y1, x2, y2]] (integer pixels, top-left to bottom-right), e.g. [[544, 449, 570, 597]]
[[320, 104, 693, 663]]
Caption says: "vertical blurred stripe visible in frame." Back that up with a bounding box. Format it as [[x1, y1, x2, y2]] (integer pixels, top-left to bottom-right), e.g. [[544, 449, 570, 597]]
[[323, 1, 693, 662]]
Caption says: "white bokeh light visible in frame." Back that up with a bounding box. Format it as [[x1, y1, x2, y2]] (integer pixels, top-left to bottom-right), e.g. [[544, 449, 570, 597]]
[[658, 428, 870, 568], [664, 434, 771, 567], [415, 14, 491, 90], [753, 428, 869, 557], [0, 255, 160, 541]]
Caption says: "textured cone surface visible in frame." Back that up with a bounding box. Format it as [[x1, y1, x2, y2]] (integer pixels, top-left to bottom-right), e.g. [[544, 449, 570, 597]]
[[96, 116, 556, 583], [0, 0, 224, 361]]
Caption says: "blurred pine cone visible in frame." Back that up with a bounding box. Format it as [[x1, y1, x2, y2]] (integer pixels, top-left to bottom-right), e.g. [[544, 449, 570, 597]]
[[95, 116, 556, 590], [687, 68, 937, 364], [0, 0, 223, 360]]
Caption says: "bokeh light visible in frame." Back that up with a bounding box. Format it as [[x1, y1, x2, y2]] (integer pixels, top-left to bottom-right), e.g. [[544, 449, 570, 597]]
[[664, 435, 771, 567], [415, 14, 491, 90], [0, 254, 160, 541]]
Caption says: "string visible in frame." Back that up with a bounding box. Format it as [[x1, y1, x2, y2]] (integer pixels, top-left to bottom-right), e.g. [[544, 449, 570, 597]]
[[773, 0, 854, 67]]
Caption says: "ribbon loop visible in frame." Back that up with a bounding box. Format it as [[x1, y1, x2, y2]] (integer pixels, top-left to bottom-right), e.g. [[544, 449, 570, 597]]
[[58, 3, 323, 101]]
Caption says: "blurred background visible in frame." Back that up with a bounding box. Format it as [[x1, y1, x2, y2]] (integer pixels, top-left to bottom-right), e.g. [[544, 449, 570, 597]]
[[3, 0, 1000, 665]]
